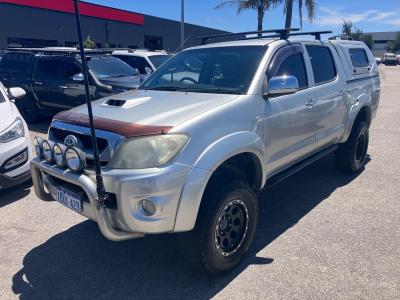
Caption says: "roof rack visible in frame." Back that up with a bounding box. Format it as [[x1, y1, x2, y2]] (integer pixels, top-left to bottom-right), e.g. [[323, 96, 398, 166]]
[[197, 29, 333, 44], [198, 28, 299, 45], [6, 47, 113, 56]]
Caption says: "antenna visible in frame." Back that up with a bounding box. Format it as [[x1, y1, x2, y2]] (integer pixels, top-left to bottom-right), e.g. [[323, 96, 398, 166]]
[[72, 0, 107, 206]]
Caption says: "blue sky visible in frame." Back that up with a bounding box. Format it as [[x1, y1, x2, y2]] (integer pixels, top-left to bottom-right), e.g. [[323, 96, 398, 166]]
[[87, 0, 400, 35]]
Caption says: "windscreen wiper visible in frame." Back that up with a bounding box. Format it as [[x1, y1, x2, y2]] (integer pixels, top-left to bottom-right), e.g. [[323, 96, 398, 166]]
[[180, 87, 242, 94], [145, 86, 184, 91]]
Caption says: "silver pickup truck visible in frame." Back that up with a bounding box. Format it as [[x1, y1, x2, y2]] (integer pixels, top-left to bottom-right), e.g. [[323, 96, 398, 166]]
[[31, 31, 380, 274]]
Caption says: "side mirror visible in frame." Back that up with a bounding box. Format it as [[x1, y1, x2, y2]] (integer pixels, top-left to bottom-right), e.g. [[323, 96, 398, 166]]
[[8, 87, 26, 100], [72, 73, 84, 82], [264, 75, 299, 97], [145, 67, 153, 75]]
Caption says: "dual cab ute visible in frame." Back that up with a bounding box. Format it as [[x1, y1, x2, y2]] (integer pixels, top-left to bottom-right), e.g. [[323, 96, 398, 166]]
[[31, 30, 380, 274]]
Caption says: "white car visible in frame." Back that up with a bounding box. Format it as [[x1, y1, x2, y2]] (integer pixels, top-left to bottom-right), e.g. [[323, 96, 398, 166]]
[[112, 49, 171, 77], [0, 83, 32, 190]]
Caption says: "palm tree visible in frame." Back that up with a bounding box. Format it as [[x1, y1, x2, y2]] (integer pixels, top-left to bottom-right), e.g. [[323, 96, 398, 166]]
[[283, 0, 316, 30], [215, 0, 279, 32]]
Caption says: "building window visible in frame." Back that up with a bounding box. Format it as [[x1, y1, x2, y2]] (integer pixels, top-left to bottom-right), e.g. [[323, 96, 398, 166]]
[[7, 37, 58, 48], [65, 41, 78, 47], [144, 35, 163, 50]]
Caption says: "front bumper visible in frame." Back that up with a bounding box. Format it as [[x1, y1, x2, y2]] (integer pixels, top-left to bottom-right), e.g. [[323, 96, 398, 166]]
[[0, 169, 31, 190], [31, 158, 192, 241]]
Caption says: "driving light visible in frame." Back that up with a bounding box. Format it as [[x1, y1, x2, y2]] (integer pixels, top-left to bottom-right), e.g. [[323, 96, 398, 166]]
[[0, 117, 25, 143], [109, 134, 189, 169], [53, 143, 67, 167], [34, 136, 44, 159], [66, 147, 86, 172], [42, 140, 54, 162]]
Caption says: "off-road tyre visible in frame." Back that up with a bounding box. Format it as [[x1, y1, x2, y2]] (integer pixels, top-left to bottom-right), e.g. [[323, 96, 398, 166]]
[[16, 96, 39, 123], [335, 121, 369, 173], [190, 180, 258, 275]]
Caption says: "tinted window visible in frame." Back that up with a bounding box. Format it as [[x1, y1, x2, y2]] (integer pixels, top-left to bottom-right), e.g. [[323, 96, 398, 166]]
[[141, 46, 266, 94], [34, 59, 68, 79], [272, 53, 308, 89], [349, 48, 370, 67], [0, 53, 35, 74], [148, 55, 171, 68], [306, 45, 337, 85], [115, 56, 152, 74], [88, 57, 137, 78]]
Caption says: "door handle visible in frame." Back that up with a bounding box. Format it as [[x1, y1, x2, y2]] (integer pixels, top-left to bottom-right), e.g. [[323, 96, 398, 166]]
[[306, 99, 317, 107], [59, 85, 68, 89]]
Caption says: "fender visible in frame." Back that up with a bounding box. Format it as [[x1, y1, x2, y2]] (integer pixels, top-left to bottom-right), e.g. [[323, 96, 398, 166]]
[[174, 131, 266, 232], [341, 92, 372, 143]]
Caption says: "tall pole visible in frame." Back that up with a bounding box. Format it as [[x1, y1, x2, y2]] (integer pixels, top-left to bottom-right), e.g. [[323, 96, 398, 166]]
[[72, 0, 107, 205], [181, 0, 185, 50]]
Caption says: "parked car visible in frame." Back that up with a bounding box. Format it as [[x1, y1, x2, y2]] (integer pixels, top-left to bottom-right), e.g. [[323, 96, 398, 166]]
[[375, 57, 382, 65], [0, 48, 142, 123], [31, 31, 380, 274], [382, 52, 398, 65], [112, 49, 171, 79], [0, 82, 32, 190]]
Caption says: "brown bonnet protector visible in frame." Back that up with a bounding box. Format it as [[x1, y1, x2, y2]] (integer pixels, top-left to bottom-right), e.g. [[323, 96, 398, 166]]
[[54, 111, 172, 137]]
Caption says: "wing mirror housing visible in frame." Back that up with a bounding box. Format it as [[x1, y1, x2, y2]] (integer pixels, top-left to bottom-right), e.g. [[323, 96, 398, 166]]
[[8, 87, 26, 100], [263, 75, 299, 98], [72, 73, 84, 82]]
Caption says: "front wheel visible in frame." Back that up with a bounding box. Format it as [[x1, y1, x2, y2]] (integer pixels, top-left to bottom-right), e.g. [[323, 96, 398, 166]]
[[193, 180, 258, 275], [335, 121, 369, 173], [16, 96, 39, 123]]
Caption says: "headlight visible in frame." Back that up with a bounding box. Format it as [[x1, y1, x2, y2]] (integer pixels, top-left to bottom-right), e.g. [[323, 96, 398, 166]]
[[34, 136, 44, 158], [66, 147, 86, 172], [53, 143, 67, 167], [42, 140, 54, 162], [109, 134, 189, 169], [0, 117, 25, 143]]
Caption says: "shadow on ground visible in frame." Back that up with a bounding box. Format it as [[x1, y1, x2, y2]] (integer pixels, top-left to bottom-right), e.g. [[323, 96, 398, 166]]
[[27, 118, 52, 135], [0, 180, 32, 208], [11, 155, 364, 299]]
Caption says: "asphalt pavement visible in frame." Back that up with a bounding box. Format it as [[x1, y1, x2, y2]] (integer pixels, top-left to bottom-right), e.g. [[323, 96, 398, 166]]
[[0, 66, 399, 299]]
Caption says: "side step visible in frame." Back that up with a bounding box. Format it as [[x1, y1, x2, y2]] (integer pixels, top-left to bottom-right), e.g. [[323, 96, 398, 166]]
[[266, 145, 338, 189]]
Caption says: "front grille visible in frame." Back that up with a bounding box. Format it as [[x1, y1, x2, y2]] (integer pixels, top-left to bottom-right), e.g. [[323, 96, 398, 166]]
[[51, 128, 108, 153]]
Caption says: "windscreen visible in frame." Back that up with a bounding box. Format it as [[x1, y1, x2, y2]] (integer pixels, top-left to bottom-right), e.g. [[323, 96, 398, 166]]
[[140, 46, 266, 94], [148, 55, 171, 68], [88, 56, 137, 78]]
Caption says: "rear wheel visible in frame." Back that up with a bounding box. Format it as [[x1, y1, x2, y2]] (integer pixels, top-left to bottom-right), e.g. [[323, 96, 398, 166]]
[[335, 121, 369, 173], [16, 96, 39, 124], [191, 180, 258, 275]]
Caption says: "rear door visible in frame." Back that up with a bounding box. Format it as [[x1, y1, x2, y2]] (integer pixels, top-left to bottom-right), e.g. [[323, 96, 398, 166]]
[[304, 43, 347, 149]]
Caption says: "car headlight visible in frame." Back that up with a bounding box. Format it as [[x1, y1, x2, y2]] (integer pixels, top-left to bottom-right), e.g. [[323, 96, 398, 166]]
[[0, 117, 25, 143], [109, 134, 189, 169]]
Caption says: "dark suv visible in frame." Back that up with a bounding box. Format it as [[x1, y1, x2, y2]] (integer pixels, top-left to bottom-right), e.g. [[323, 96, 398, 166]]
[[0, 49, 142, 123]]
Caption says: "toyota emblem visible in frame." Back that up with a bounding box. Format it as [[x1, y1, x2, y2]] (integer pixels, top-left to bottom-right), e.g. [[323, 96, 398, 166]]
[[64, 135, 81, 148]]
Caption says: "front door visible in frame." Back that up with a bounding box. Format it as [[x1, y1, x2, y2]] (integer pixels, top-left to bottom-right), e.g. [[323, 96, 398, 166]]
[[32, 57, 91, 110], [263, 44, 318, 175]]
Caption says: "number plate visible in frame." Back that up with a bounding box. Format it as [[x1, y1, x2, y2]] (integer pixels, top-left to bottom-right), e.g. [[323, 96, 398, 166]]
[[56, 187, 82, 213]]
